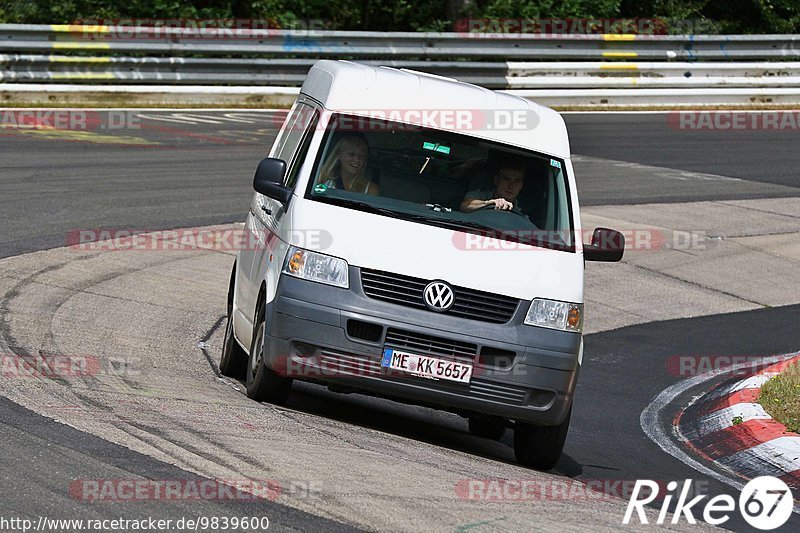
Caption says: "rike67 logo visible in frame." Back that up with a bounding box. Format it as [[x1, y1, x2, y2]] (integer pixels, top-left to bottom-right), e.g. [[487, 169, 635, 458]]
[[624, 477, 795, 529]]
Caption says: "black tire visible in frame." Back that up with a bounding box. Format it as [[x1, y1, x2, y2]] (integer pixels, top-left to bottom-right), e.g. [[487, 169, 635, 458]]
[[219, 268, 247, 378], [513, 407, 571, 471], [467, 416, 507, 440], [219, 315, 247, 378], [246, 298, 292, 404]]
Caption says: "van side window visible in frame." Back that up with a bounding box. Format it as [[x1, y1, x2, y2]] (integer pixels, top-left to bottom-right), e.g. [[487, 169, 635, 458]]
[[284, 109, 319, 189], [269, 104, 299, 158], [272, 102, 317, 182]]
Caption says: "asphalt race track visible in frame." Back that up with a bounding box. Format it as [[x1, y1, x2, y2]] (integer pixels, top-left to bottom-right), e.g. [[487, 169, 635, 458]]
[[0, 110, 798, 531]]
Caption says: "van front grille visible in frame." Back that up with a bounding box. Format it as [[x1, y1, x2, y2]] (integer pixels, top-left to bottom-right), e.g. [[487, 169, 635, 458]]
[[360, 268, 519, 324], [384, 328, 477, 365], [346, 319, 383, 342]]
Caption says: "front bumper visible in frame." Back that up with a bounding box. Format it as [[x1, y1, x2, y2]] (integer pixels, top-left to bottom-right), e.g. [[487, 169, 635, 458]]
[[262, 269, 580, 425]]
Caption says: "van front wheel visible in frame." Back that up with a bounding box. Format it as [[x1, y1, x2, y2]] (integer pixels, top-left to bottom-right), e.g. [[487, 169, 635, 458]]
[[246, 301, 292, 405], [220, 311, 247, 378], [219, 268, 246, 378], [513, 407, 571, 470]]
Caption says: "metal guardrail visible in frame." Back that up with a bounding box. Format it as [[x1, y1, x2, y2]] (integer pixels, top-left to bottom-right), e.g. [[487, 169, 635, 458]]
[[3, 56, 800, 89], [1, 24, 799, 61], [1, 25, 800, 108]]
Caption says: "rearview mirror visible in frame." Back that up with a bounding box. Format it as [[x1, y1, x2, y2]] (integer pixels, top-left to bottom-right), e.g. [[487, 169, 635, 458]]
[[584, 227, 625, 262], [253, 157, 292, 204]]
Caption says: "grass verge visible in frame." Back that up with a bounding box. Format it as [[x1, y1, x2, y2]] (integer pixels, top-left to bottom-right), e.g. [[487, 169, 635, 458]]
[[758, 361, 800, 433]]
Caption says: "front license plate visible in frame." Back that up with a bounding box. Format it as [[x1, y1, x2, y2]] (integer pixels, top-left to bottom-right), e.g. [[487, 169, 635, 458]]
[[381, 349, 472, 383]]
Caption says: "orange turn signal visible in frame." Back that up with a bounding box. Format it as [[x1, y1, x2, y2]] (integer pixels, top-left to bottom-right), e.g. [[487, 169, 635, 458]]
[[287, 250, 304, 273], [567, 306, 581, 330]]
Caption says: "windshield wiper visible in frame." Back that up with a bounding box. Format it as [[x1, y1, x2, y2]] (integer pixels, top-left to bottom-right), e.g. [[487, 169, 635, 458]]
[[314, 197, 405, 218], [313, 196, 529, 239], [410, 217, 498, 234]]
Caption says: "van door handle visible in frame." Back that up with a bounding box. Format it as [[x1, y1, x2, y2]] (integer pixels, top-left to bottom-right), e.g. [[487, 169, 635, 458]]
[[260, 205, 272, 216]]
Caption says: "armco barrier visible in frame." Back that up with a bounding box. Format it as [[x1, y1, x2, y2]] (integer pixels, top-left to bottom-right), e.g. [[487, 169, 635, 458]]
[[1, 25, 799, 61], [3, 56, 800, 90], [1, 24, 800, 108]]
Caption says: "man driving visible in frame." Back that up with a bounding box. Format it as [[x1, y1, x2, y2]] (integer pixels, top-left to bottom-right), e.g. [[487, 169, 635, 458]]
[[460, 156, 526, 215]]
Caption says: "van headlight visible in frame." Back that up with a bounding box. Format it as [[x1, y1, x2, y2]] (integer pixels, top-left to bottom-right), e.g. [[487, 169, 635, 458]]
[[282, 246, 349, 288], [524, 299, 583, 332]]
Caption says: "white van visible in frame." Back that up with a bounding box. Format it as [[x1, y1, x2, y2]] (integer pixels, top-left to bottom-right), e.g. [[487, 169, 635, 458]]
[[220, 60, 624, 470]]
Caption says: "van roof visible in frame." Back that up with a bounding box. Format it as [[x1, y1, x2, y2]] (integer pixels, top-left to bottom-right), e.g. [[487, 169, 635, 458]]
[[299, 60, 570, 158]]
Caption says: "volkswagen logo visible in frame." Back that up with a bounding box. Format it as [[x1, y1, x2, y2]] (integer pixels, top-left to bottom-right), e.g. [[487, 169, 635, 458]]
[[423, 281, 455, 312]]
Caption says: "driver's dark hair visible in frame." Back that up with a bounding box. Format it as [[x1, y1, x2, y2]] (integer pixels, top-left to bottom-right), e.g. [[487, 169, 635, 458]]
[[488, 152, 527, 178]]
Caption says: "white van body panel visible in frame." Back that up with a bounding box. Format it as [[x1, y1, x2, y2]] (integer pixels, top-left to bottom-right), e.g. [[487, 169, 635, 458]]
[[288, 197, 584, 304]]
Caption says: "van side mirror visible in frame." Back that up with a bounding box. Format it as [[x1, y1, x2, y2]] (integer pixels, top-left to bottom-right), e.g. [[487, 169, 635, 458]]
[[253, 157, 292, 204], [584, 227, 625, 262]]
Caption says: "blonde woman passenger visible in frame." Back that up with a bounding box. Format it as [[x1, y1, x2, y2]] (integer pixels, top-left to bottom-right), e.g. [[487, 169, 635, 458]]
[[318, 133, 380, 195]]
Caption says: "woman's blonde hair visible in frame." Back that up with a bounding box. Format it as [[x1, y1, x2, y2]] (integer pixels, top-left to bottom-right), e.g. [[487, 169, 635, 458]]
[[318, 133, 369, 185]]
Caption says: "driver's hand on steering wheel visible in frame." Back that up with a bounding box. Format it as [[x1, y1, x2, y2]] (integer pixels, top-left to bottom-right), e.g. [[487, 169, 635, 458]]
[[488, 198, 514, 210]]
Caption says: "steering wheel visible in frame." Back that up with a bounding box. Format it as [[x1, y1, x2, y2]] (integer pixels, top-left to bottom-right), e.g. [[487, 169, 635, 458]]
[[475, 201, 529, 219]]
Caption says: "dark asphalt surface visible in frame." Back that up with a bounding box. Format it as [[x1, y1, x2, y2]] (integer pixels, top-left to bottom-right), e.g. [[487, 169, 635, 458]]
[[0, 112, 280, 259], [0, 397, 357, 532], [1, 111, 799, 530], [563, 113, 800, 189]]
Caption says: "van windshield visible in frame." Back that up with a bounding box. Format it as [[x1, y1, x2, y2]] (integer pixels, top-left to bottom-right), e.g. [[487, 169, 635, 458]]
[[306, 113, 574, 251]]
